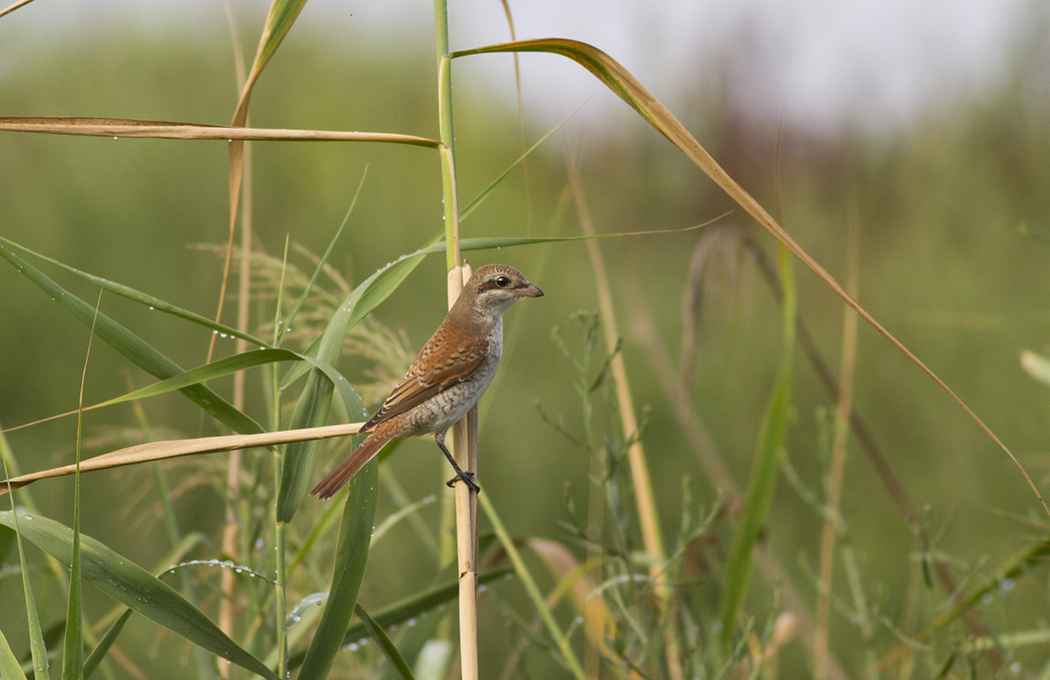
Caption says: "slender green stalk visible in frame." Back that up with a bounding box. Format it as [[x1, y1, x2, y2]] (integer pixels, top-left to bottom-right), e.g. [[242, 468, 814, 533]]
[[434, 3, 457, 645], [582, 369, 604, 679], [570, 159, 683, 679], [62, 292, 103, 680], [435, 4, 479, 680], [435, 2, 459, 270], [814, 208, 859, 680], [478, 493, 586, 680], [274, 517, 288, 679], [273, 238, 291, 680]]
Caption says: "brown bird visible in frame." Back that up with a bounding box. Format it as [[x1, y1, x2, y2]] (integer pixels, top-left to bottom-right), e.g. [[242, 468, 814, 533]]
[[311, 264, 543, 500]]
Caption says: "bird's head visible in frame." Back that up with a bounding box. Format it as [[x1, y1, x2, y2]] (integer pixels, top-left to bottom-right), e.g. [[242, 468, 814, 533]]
[[464, 263, 543, 318]]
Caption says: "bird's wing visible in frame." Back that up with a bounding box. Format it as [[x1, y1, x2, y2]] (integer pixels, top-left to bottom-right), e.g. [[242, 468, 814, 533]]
[[361, 328, 490, 430]]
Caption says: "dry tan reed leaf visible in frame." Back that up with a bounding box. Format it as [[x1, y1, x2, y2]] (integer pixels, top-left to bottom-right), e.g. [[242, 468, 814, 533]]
[[0, 0, 34, 19], [0, 422, 363, 495], [455, 37, 1048, 518], [0, 117, 440, 147]]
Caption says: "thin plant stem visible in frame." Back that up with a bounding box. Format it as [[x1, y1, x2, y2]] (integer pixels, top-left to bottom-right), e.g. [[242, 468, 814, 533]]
[[568, 159, 683, 680], [631, 306, 849, 680], [742, 234, 999, 651], [497, 0, 532, 232], [814, 206, 859, 680], [478, 492, 587, 680], [219, 126, 253, 660], [435, 1, 459, 271], [583, 372, 604, 678], [220, 1, 252, 647], [274, 515, 288, 679], [435, 2, 478, 678], [447, 266, 480, 680], [273, 238, 290, 680], [124, 384, 215, 680]]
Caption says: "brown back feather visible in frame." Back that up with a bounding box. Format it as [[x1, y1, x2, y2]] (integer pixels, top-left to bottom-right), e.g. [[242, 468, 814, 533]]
[[359, 300, 492, 432]]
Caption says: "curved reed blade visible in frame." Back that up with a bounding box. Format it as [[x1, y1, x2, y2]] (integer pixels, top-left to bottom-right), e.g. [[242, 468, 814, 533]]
[[0, 235, 271, 347], [233, 0, 310, 124], [452, 37, 1047, 516], [0, 243, 265, 437]]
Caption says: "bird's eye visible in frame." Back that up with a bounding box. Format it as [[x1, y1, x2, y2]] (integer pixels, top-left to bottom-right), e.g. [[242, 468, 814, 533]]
[[495, 276, 510, 288]]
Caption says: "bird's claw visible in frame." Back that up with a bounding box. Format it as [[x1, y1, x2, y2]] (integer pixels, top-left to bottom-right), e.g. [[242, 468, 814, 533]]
[[446, 470, 481, 493]]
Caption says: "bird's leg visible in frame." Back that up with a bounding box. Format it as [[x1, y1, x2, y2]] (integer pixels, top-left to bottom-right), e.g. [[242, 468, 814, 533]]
[[435, 432, 481, 493]]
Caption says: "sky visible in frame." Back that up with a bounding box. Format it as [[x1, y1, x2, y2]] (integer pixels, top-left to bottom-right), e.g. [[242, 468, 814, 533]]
[[2, 0, 1044, 136]]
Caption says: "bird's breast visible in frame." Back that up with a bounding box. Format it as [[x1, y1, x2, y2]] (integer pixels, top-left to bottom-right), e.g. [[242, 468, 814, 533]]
[[409, 320, 503, 435]]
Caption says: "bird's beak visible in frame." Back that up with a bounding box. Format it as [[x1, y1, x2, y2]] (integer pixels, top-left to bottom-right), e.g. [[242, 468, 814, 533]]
[[518, 283, 544, 298]]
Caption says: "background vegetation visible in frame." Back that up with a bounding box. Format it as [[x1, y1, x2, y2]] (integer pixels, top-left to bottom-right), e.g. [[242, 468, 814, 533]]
[[2, 2, 1050, 678]]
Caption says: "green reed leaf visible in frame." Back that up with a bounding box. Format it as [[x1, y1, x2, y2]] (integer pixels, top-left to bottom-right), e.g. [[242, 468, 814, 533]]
[[0, 236, 270, 348], [718, 246, 795, 646], [288, 567, 511, 671], [84, 610, 133, 680], [297, 458, 378, 680], [0, 243, 264, 436], [0, 511, 278, 680], [355, 604, 415, 680], [0, 627, 27, 680]]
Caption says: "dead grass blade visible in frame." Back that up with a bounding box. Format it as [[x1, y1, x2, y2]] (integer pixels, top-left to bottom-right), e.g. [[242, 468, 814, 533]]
[[0, 423, 363, 495], [0, 0, 34, 19], [0, 117, 439, 147]]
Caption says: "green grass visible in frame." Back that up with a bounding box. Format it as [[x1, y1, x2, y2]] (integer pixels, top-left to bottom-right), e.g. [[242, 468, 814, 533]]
[[2, 3, 1050, 679]]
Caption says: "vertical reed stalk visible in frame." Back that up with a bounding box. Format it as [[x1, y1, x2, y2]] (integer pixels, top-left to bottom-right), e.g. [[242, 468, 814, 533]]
[[220, 2, 251, 656], [814, 208, 859, 679], [446, 267, 479, 680], [582, 351, 605, 678], [478, 493, 587, 680], [272, 239, 290, 680], [435, 2, 478, 677], [274, 501, 288, 679], [220, 138, 253, 658]]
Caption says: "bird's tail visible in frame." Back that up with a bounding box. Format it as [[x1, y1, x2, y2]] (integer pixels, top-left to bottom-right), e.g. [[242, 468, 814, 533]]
[[311, 431, 391, 500]]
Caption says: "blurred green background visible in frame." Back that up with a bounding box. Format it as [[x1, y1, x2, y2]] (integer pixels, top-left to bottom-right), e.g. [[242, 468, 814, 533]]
[[2, 1, 1050, 676]]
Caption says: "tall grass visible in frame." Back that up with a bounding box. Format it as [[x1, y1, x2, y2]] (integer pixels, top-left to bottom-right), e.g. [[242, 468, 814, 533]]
[[2, 1, 1050, 679]]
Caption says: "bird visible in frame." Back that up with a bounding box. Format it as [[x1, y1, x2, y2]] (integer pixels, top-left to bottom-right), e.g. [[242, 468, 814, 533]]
[[311, 263, 543, 500]]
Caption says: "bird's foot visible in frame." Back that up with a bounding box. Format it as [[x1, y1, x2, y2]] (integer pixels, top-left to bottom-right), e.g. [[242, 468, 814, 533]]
[[446, 470, 481, 493]]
